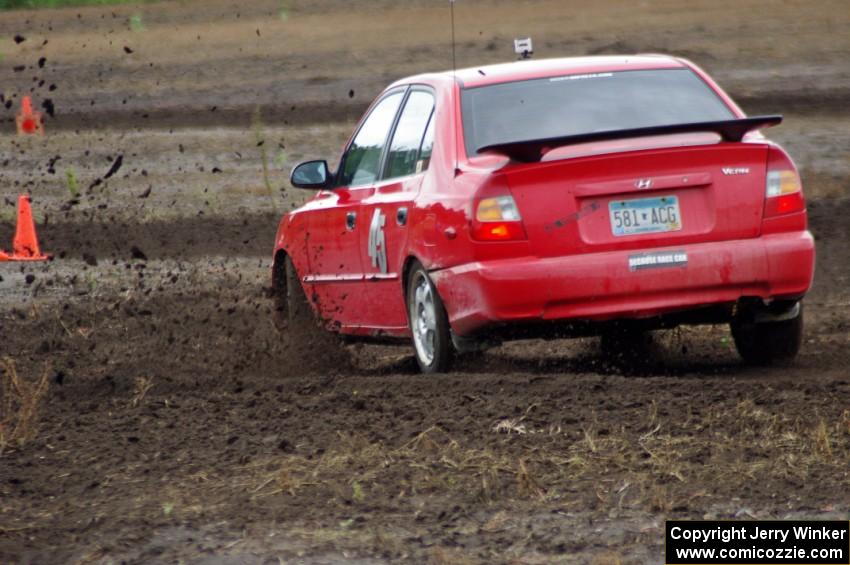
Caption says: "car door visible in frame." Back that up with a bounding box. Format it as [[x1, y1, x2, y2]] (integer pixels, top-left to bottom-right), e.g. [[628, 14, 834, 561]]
[[304, 89, 405, 329], [357, 87, 437, 333]]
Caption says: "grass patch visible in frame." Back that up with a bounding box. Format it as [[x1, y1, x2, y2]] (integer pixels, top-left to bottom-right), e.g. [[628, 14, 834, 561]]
[[0, 358, 50, 455], [65, 167, 79, 199], [251, 106, 278, 214], [240, 402, 850, 519], [128, 12, 144, 31], [248, 426, 568, 508]]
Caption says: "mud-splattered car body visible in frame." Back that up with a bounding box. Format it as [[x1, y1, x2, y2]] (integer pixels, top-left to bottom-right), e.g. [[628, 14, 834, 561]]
[[273, 55, 815, 372]]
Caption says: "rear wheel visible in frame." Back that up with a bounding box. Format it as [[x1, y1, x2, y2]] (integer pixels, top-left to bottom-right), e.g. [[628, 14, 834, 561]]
[[731, 302, 803, 365], [407, 262, 453, 374]]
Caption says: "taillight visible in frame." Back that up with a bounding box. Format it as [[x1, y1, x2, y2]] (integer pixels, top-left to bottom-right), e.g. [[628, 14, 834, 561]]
[[764, 147, 804, 218], [471, 194, 527, 241]]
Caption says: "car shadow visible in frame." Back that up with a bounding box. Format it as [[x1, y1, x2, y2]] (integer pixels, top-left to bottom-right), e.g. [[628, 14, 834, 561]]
[[352, 334, 748, 378]]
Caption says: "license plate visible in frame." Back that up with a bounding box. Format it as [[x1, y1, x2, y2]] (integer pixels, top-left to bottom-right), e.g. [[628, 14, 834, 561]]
[[609, 195, 682, 237]]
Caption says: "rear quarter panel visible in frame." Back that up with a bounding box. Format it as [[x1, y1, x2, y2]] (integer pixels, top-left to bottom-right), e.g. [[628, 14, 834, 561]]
[[407, 79, 476, 272]]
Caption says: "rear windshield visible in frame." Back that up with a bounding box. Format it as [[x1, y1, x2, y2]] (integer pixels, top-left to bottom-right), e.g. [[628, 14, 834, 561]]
[[461, 68, 735, 155]]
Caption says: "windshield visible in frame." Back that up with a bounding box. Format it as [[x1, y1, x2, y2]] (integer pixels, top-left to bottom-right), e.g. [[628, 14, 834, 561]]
[[461, 68, 735, 155]]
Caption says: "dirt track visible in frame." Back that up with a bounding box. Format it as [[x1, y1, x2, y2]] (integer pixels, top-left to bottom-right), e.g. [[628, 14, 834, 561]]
[[1, 1, 850, 563]]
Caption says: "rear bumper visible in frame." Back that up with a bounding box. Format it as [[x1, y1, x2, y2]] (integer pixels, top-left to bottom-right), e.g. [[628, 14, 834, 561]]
[[430, 231, 815, 336]]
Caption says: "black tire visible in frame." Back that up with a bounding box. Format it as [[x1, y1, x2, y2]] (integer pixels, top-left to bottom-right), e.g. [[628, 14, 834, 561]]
[[731, 303, 803, 365], [274, 255, 351, 372], [406, 262, 453, 374], [273, 255, 314, 331], [285, 256, 314, 324]]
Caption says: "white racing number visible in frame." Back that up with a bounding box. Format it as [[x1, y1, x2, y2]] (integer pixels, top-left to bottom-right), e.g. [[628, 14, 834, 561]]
[[368, 208, 388, 274]]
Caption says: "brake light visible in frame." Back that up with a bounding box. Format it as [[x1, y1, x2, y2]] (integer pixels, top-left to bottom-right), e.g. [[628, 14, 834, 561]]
[[471, 195, 527, 241], [764, 148, 804, 218]]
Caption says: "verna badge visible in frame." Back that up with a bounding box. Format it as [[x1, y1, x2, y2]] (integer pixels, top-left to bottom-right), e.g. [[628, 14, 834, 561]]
[[722, 167, 750, 175], [635, 178, 653, 189]]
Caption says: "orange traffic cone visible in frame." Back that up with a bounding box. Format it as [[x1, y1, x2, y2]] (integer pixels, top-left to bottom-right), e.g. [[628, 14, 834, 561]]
[[0, 195, 49, 262], [15, 96, 44, 136]]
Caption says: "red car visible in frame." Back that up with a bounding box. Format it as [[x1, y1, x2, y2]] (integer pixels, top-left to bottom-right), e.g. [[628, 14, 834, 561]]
[[273, 55, 815, 373]]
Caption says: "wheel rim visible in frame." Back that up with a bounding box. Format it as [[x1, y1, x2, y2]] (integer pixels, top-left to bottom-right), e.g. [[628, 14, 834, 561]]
[[411, 273, 437, 366]]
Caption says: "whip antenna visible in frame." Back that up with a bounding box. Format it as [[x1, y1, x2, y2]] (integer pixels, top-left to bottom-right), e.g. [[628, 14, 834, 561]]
[[450, 0, 460, 176], [450, 0, 457, 75]]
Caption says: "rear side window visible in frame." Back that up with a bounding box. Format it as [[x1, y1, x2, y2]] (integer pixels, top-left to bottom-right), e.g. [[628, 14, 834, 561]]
[[340, 91, 404, 187], [461, 68, 735, 155], [384, 90, 436, 180], [417, 113, 435, 173]]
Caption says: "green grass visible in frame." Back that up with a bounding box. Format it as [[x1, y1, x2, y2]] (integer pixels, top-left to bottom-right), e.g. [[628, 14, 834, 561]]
[[65, 167, 79, 199], [129, 12, 144, 31], [251, 106, 278, 214], [0, 0, 153, 10]]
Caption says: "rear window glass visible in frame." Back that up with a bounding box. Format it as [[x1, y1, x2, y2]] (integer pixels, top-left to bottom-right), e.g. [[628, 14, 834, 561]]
[[461, 68, 735, 155]]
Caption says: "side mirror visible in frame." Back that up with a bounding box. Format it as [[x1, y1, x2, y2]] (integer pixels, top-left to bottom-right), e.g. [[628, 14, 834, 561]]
[[290, 160, 331, 190]]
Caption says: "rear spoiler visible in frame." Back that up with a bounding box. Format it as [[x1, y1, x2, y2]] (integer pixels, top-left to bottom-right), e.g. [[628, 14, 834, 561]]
[[477, 115, 783, 163]]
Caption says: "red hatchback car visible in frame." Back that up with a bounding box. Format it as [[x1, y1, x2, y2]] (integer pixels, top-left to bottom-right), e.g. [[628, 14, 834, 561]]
[[273, 55, 815, 373]]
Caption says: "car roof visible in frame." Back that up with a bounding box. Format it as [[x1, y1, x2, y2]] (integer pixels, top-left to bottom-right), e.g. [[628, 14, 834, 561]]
[[395, 55, 688, 89]]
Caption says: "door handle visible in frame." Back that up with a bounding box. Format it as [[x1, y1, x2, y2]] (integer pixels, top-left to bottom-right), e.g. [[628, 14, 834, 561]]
[[346, 211, 357, 230]]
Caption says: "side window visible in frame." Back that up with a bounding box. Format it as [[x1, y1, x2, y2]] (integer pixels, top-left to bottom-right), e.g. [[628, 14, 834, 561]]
[[417, 111, 435, 173], [384, 90, 436, 180], [339, 91, 404, 187]]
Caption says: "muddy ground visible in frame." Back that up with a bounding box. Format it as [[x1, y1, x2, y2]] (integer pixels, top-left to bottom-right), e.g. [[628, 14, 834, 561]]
[[1, 1, 849, 563]]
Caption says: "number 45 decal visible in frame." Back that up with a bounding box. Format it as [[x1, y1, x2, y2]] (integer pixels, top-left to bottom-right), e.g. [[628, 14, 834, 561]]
[[368, 208, 388, 274]]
